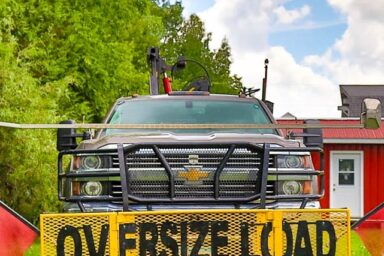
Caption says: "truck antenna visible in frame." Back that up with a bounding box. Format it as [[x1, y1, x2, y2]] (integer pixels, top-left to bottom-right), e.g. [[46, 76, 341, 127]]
[[261, 58, 269, 102]]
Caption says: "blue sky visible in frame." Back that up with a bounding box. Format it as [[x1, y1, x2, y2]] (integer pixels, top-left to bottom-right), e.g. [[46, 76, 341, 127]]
[[178, 0, 384, 118], [184, 0, 347, 62], [269, 0, 347, 61], [182, 0, 214, 14]]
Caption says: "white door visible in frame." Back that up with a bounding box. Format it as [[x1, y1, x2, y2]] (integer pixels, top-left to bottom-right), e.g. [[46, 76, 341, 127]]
[[330, 152, 363, 218]]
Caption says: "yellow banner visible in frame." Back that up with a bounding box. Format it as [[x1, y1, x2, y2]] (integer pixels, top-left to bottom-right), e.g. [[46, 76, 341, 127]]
[[40, 209, 350, 256]]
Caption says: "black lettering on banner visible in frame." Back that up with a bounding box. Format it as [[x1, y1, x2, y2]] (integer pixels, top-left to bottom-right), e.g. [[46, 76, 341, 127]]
[[180, 221, 188, 256], [119, 223, 137, 256], [260, 222, 272, 256], [83, 224, 109, 256], [190, 221, 209, 256], [282, 222, 293, 256], [259, 221, 295, 256], [316, 221, 336, 256], [160, 221, 179, 256], [240, 222, 250, 256], [211, 221, 228, 256], [56, 225, 82, 256], [139, 222, 158, 256], [294, 221, 313, 255]]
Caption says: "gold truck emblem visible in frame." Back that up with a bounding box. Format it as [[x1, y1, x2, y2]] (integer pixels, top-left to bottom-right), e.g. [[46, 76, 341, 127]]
[[179, 166, 208, 182]]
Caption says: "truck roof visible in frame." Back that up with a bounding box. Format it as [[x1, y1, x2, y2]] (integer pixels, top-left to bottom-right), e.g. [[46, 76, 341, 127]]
[[115, 93, 261, 103]]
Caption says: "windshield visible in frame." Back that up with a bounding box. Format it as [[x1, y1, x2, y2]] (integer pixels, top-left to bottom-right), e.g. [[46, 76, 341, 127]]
[[105, 98, 277, 135]]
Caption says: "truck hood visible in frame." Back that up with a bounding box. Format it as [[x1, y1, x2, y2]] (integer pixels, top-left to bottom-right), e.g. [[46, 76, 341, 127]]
[[77, 133, 302, 149]]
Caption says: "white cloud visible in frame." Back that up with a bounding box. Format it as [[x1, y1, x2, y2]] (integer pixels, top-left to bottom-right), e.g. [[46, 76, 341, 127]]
[[329, 0, 384, 22], [199, 0, 276, 51], [197, 0, 340, 117], [303, 0, 384, 84], [232, 47, 339, 118], [273, 5, 311, 24], [194, 0, 384, 118]]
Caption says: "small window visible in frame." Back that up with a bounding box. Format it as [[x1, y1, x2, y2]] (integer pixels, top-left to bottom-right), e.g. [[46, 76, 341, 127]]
[[338, 159, 355, 185], [339, 159, 354, 172]]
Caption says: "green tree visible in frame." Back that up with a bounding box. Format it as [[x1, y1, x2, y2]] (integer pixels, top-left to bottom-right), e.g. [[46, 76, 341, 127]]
[[0, 0, 169, 223], [9, 0, 166, 122], [0, 30, 59, 222], [210, 38, 243, 94], [0, 0, 242, 224], [161, 13, 242, 94]]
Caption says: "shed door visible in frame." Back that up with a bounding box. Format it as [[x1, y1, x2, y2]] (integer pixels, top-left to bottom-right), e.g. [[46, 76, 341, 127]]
[[330, 152, 363, 218]]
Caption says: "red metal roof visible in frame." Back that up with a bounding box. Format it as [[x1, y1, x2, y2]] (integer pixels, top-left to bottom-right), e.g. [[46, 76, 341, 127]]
[[277, 119, 384, 140]]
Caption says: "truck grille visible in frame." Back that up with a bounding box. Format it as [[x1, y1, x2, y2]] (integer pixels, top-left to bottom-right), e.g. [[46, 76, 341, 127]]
[[109, 145, 275, 201]]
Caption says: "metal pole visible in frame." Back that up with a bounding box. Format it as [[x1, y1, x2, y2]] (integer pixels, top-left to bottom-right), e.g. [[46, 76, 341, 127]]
[[147, 47, 159, 95], [262, 58, 269, 102]]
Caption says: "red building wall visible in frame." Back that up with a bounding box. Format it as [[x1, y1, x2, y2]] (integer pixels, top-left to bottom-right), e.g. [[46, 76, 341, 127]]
[[319, 144, 384, 214]]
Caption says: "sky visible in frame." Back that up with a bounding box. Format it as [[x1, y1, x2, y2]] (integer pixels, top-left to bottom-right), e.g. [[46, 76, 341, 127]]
[[175, 0, 384, 118]]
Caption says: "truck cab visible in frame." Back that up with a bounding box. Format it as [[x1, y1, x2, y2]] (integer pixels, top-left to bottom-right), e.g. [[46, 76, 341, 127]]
[[57, 93, 323, 213]]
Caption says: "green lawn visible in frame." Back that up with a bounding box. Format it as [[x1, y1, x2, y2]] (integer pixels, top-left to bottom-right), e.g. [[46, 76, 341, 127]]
[[25, 239, 40, 256], [351, 231, 370, 255]]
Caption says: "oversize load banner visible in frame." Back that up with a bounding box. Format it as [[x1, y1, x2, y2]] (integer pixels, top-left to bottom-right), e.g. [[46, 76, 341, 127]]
[[40, 209, 350, 256]]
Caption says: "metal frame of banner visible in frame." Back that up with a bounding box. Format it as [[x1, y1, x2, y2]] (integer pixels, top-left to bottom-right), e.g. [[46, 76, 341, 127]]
[[351, 201, 384, 229], [0, 200, 40, 234]]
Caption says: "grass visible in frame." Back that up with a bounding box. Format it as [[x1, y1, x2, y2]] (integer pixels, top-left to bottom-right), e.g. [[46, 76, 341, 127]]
[[25, 239, 40, 256], [351, 231, 370, 255]]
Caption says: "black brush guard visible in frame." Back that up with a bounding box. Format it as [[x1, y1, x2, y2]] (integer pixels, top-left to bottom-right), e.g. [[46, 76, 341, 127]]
[[58, 142, 324, 211]]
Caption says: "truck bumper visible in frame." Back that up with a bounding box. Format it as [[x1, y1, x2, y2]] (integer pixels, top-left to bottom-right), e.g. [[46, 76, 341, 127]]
[[63, 200, 320, 212]]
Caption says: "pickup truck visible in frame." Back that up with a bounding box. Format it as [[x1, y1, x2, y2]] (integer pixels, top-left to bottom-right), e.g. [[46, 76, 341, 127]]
[[57, 92, 323, 213]]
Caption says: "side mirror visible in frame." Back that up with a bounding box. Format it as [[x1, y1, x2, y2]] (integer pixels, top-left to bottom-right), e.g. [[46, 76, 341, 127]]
[[361, 98, 381, 129], [56, 120, 78, 151]]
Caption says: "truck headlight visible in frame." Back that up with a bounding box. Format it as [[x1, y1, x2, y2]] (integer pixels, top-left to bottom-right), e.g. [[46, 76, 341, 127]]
[[285, 156, 302, 168], [71, 155, 112, 171], [81, 156, 102, 169], [277, 180, 314, 195], [82, 181, 103, 196], [276, 155, 312, 169], [282, 181, 302, 195]]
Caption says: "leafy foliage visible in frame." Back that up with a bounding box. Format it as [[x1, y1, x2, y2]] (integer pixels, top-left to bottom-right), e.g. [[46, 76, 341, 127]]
[[161, 13, 242, 94], [8, 0, 166, 122], [0, 26, 59, 222], [0, 0, 242, 223]]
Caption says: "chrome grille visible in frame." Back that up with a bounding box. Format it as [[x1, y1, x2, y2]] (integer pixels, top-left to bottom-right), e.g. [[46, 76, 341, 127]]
[[109, 145, 275, 201]]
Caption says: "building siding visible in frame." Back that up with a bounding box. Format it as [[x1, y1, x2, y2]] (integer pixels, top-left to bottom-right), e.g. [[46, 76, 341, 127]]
[[320, 144, 384, 214]]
